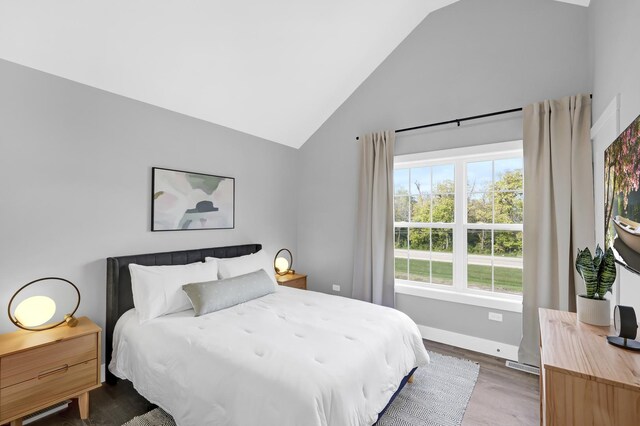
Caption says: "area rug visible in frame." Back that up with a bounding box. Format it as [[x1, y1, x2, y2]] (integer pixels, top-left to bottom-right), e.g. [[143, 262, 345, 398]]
[[122, 351, 479, 426]]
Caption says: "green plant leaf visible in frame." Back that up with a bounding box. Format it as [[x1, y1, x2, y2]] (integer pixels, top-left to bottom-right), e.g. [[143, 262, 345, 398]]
[[597, 247, 617, 299], [593, 244, 604, 272], [576, 248, 598, 298]]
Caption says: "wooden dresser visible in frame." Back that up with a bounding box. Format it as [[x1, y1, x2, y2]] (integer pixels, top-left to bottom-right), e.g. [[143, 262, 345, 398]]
[[275, 273, 307, 290], [0, 317, 101, 426], [539, 308, 640, 425]]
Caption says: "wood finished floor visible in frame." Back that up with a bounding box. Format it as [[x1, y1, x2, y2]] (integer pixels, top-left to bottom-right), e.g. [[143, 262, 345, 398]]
[[426, 341, 539, 426], [14, 340, 539, 426]]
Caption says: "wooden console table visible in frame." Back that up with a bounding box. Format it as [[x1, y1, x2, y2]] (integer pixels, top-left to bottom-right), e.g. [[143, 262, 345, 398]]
[[539, 308, 640, 425]]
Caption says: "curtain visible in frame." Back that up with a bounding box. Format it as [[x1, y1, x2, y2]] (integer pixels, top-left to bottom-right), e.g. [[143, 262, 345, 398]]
[[352, 131, 396, 307], [519, 94, 594, 366]]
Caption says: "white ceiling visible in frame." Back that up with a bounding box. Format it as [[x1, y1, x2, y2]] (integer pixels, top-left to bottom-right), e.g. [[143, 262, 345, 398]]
[[0, 0, 590, 149]]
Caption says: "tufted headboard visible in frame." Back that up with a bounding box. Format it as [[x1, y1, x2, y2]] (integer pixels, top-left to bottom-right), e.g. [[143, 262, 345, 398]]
[[105, 243, 262, 384]]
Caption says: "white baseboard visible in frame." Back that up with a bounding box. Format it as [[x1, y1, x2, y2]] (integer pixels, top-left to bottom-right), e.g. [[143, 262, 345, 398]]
[[418, 324, 519, 361]]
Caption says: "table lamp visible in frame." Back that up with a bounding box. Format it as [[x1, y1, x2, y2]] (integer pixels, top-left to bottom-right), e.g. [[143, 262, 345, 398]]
[[8, 277, 80, 331], [274, 248, 294, 276]]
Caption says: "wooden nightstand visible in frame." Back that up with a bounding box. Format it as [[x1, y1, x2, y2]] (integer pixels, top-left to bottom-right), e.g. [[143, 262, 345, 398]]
[[276, 273, 307, 290], [0, 317, 101, 426]]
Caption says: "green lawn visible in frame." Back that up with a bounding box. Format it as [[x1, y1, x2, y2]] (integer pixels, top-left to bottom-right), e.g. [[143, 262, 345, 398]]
[[395, 258, 522, 294], [394, 257, 452, 285]]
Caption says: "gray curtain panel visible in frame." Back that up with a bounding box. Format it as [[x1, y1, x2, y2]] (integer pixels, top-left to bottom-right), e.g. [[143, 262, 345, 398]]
[[519, 94, 594, 366], [352, 131, 396, 307]]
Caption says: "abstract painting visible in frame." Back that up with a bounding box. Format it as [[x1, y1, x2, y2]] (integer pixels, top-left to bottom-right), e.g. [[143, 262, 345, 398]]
[[152, 167, 234, 231]]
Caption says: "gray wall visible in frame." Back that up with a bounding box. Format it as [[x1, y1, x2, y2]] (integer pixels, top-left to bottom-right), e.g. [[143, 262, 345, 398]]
[[0, 60, 298, 351], [589, 0, 640, 305], [589, 0, 640, 123], [396, 294, 522, 345], [297, 0, 590, 345]]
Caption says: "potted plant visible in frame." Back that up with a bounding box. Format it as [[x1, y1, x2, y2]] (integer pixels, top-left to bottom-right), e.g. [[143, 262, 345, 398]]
[[575, 245, 617, 326]]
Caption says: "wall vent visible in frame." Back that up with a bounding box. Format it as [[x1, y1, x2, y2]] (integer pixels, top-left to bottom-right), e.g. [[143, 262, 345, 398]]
[[23, 400, 70, 424], [505, 360, 540, 376]]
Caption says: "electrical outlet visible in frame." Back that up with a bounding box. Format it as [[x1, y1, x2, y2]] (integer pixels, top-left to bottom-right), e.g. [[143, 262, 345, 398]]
[[488, 312, 503, 322], [332, 284, 341, 292]]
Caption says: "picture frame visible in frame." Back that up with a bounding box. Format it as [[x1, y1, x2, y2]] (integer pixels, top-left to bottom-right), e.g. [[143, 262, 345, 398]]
[[151, 167, 235, 231], [604, 113, 640, 273]]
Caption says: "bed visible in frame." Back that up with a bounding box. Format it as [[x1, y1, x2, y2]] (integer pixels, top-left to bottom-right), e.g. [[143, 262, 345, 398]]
[[106, 244, 429, 426]]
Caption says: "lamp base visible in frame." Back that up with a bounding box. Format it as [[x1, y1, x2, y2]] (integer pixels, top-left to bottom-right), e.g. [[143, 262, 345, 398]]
[[607, 336, 640, 351], [65, 314, 79, 328]]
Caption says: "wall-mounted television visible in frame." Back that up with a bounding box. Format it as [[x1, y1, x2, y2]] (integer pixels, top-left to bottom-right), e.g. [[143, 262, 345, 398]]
[[605, 113, 640, 273]]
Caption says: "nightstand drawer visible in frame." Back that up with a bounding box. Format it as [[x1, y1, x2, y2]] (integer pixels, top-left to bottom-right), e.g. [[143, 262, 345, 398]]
[[1, 334, 96, 388], [283, 279, 306, 289], [1, 358, 97, 421]]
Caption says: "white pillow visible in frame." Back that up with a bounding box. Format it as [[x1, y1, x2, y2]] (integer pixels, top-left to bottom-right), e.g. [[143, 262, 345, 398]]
[[129, 260, 218, 323], [206, 250, 277, 287]]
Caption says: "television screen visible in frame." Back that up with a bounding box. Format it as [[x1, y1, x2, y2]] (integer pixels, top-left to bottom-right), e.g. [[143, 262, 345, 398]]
[[605, 113, 640, 273]]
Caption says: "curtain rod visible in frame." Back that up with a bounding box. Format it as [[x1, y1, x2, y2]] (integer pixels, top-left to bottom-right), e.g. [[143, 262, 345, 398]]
[[354, 107, 521, 140], [355, 94, 592, 141]]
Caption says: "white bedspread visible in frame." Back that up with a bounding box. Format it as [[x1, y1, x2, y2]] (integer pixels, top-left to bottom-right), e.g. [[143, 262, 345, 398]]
[[110, 286, 429, 426]]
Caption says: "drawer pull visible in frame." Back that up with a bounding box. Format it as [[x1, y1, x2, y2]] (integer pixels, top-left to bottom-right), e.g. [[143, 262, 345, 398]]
[[38, 364, 69, 379]]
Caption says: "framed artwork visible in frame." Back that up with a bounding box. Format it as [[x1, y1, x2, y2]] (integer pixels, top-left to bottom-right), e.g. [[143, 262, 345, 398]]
[[152, 167, 235, 231], [605, 113, 640, 272]]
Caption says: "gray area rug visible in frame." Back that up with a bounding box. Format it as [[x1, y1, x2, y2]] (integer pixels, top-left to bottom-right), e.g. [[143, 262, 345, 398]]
[[122, 351, 479, 426]]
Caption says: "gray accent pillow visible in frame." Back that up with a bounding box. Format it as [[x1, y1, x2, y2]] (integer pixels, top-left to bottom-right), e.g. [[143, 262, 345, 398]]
[[182, 269, 275, 316]]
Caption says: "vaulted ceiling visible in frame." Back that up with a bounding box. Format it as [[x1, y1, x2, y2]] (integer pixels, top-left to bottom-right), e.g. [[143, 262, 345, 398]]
[[0, 0, 589, 148]]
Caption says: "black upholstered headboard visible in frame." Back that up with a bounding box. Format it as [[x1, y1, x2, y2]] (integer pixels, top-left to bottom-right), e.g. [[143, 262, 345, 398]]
[[105, 243, 262, 384]]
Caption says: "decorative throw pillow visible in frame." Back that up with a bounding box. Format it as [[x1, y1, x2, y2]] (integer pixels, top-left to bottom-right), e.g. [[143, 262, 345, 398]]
[[206, 250, 277, 287], [129, 260, 218, 323], [183, 269, 275, 316]]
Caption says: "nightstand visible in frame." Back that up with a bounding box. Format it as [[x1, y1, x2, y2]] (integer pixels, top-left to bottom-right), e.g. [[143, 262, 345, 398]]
[[276, 273, 307, 290], [0, 317, 101, 426]]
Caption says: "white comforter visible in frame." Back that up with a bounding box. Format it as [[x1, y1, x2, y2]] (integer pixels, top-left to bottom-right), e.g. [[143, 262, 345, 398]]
[[110, 286, 429, 426]]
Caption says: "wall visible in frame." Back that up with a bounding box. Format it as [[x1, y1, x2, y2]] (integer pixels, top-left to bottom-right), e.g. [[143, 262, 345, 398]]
[[589, 0, 640, 313], [0, 60, 299, 353], [297, 0, 590, 354]]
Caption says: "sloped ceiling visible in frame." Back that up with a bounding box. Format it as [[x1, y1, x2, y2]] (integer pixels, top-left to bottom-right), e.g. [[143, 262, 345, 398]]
[[0, 0, 589, 148], [556, 0, 590, 6]]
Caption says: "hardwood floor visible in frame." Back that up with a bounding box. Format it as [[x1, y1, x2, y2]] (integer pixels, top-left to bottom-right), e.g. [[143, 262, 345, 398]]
[[14, 340, 539, 426], [425, 340, 539, 426]]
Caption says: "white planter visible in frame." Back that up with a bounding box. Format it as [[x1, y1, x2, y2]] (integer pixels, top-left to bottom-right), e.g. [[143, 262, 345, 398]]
[[576, 295, 611, 326]]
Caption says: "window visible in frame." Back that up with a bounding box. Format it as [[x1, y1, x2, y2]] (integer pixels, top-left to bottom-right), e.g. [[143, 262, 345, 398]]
[[394, 141, 523, 299], [394, 164, 455, 286]]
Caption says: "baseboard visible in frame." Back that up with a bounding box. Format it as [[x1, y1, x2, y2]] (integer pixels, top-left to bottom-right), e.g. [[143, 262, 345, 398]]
[[417, 324, 519, 361]]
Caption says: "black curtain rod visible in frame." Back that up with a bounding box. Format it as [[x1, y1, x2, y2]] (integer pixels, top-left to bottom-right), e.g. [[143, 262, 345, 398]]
[[355, 107, 521, 140], [355, 94, 592, 141], [397, 107, 522, 134]]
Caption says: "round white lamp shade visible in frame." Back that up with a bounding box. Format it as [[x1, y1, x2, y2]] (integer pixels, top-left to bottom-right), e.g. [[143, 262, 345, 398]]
[[275, 257, 289, 274], [14, 296, 56, 327]]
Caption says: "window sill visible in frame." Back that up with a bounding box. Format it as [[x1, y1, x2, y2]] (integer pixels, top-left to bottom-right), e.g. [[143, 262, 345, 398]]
[[395, 280, 523, 313]]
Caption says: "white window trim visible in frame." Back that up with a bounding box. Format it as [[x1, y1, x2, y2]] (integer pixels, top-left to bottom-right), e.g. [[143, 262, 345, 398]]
[[394, 140, 524, 305], [395, 280, 523, 313]]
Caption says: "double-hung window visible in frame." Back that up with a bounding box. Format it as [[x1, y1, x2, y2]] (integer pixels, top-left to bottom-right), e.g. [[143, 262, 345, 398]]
[[394, 141, 523, 301]]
